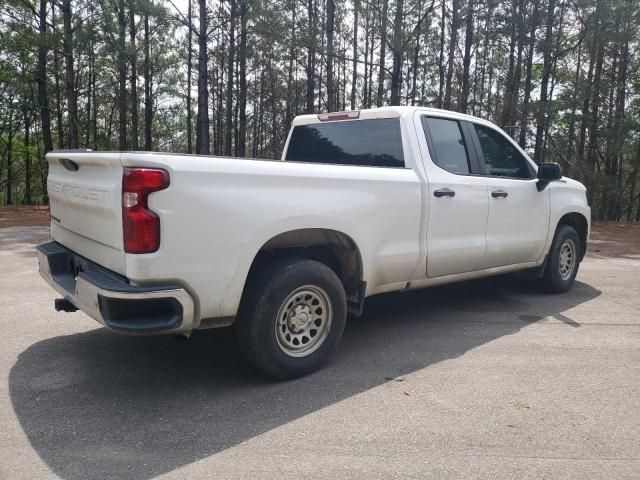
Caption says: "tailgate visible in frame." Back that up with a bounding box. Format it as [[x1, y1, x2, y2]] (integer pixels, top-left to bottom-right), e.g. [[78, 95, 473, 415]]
[[46, 151, 125, 274]]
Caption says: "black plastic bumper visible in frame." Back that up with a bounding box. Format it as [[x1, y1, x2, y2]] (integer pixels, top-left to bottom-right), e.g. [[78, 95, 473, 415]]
[[36, 241, 195, 334]]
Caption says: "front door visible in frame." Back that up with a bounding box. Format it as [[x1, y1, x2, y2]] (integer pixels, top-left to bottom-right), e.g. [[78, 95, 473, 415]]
[[468, 122, 550, 268]]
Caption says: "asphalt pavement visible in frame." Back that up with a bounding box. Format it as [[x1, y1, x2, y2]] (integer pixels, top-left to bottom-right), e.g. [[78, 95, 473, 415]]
[[0, 226, 638, 479]]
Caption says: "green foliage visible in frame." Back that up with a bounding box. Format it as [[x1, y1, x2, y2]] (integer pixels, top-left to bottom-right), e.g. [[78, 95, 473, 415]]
[[0, 0, 639, 219]]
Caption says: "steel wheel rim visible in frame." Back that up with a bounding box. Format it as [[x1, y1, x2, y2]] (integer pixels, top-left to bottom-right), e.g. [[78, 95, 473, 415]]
[[558, 238, 576, 280], [275, 285, 332, 357]]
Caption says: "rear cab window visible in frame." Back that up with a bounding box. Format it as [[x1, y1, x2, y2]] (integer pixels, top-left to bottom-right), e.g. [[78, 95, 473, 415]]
[[285, 118, 405, 168], [421, 116, 471, 174]]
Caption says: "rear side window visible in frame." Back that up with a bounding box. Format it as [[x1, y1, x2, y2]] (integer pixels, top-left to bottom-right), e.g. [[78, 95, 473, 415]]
[[285, 118, 405, 168], [473, 124, 533, 179], [422, 117, 471, 174]]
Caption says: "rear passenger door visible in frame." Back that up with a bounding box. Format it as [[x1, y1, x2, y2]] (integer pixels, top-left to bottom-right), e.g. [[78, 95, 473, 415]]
[[468, 122, 550, 268], [417, 115, 489, 278]]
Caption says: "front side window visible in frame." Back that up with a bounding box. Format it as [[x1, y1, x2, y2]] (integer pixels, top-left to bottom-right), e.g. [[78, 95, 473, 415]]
[[422, 117, 471, 174], [285, 118, 405, 168], [473, 124, 532, 179]]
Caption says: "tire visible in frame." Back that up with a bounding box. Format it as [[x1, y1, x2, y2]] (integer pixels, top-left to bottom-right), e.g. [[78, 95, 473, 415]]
[[235, 258, 347, 379], [537, 224, 582, 293]]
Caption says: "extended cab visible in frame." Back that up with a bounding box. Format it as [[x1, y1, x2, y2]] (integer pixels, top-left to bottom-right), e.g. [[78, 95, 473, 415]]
[[37, 107, 591, 378]]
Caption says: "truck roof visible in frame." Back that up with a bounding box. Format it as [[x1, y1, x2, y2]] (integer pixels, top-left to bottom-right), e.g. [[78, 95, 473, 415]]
[[292, 106, 483, 126]]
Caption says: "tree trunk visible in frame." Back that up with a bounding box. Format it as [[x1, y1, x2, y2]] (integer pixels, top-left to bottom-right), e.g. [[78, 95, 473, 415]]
[[117, 0, 127, 150], [389, 0, 404, 106], [443, 0, 459, 110], [510, 0, 525, 135], [62, 0, 78, 148], [437, 0, 446, 108], [305, 0, 316, 113], [36, 0, 53, 156], [51, 2, 64, 149], [215, 26, 223, 155], [563, 39, 582, 177], [224, 0, 236, 156], [5, 107, 14, 205], [460, 0, 473, 113], [267, 58, 279, 158], [533, 0, 556, 163], [576, 0, 599, 189], [587, 2, 606, 188], [92, 44, 98, 149], [53, 66, 64, 148], [518, 0, 539, 147], [23, 102, 32, 204], [362, 3, 369, 108], [285, 1, 296, 127], [350, 0, 359, 110], [608, 2, 631, 218], [215, 13, 225, 155], [144, 11, 152, 150], [234, 59, 240, 155], [86, 48, 93, 147], [627, 143, 639, 220], [196, 0, 210, 154], [410, 10, 421, 106], [326, 0, 336, 111], [586, 34, 605, 215], [477, 0, 495, 117], [500, 0, 518, 129], [376, 0, 389, 107], [367, 5, 375, 107], [186, 0, 193, 153], [238, 0, 248, 156], [129, 1, 139, 150], [33, 0, 51, 202]]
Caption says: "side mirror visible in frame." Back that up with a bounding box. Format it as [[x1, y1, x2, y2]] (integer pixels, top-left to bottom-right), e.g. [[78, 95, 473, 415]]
[[537, 162, 562, 191]]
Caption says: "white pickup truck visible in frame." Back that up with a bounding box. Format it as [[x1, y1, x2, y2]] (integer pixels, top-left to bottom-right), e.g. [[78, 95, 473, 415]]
[[37, 106, 590, 378]]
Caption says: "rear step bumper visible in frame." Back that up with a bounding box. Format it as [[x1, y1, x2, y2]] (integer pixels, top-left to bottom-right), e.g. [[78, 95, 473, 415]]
[[36, 241, 195, 335]]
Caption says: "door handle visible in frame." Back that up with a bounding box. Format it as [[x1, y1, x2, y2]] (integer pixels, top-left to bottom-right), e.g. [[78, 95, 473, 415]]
[[491, 190, 508, 198], [434, 188, 455, 198]]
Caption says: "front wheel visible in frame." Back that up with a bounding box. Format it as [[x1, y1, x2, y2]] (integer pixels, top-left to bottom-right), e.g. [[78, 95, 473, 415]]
[[235, 258, 347, 379], [537, 224, 582, 293]]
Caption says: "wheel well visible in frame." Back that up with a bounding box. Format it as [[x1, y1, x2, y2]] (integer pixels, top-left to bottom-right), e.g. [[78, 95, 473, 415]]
[[247, 229, 365, 314], [557, 213, 588, 260]]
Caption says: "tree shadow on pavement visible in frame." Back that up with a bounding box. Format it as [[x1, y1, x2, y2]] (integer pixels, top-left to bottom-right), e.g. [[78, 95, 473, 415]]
[[9, 276, 600, 480]]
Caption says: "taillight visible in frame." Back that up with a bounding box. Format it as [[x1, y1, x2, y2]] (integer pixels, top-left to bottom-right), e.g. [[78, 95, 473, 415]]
[[122, 167, 169, 254]]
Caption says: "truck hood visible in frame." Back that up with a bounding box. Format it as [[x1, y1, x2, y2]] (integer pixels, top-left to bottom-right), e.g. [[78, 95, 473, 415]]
[[561, 176, 587, 192]]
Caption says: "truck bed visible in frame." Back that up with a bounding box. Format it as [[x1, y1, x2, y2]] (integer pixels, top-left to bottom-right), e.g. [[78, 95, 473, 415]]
[[45, 150, 423, 326]]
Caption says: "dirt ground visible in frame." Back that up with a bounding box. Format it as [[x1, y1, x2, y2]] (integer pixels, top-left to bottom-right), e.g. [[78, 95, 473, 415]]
[[1, 206, 638, 257], [589, 222, 640, 257], [0, 206, 50, 228]]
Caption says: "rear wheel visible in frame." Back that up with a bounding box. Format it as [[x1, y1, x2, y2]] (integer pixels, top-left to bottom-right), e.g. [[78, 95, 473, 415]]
[[537, 224, 581, 293], [236, 258, 347, 379]]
